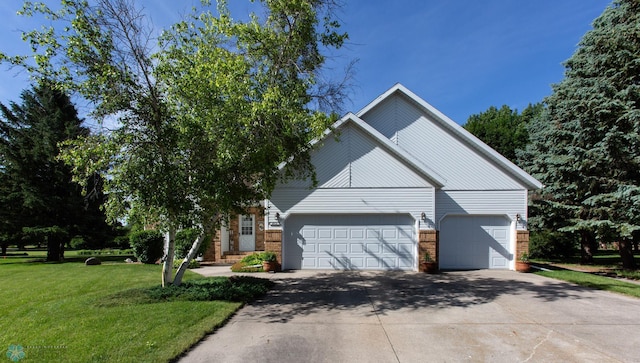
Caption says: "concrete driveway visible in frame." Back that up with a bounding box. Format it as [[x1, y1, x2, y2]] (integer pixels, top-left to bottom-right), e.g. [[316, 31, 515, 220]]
[[179, 268, 640, 362]]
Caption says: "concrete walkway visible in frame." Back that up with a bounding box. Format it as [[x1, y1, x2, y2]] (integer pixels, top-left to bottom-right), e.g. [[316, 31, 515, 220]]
[[179, 267, 640, 362]]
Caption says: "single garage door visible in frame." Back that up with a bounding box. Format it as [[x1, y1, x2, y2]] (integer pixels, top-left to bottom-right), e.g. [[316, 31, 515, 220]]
[[283, 214, 416, 270], [439, 215, 511, 270]]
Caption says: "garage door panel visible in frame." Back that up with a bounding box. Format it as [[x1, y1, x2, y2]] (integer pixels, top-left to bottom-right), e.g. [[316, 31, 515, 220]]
[[284, 214, 416, 270], [334, 243, 348, 253], [440, 215, 511, 270], [366, 243, 381, 253]]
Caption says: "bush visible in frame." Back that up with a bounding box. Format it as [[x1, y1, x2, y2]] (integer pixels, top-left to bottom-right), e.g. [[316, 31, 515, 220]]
[[174, 228, 209, 259], [129, 230, 164, 264], [231, 261, 263, 273], [530, 230, 577, 260], [76, 249, 134, 256], [173, 258, 200, 269], [70, 236, 87, 250], [145, 276, 274, 302], [231, 252, 278, 272], [109, 235, 131, 250]]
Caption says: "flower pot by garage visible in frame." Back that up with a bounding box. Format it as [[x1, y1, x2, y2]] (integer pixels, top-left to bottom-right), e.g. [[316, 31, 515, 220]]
[[420, 261, 438, 273], [262, 261, 277, 272], [515, 261, 531, 273]]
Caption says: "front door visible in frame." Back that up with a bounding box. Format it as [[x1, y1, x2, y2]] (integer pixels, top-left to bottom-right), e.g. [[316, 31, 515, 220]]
[[239, 214, 256, 251]]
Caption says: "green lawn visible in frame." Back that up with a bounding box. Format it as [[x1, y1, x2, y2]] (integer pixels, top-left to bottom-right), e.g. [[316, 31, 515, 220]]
[[0, 261, 242, 362], [535, 269, 640, 298]]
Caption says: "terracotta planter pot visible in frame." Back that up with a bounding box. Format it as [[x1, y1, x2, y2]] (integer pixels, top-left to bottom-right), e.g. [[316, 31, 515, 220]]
[[420, 261, 438, 273], [262, 261, 278, 272], [515, 261, 531, 273]]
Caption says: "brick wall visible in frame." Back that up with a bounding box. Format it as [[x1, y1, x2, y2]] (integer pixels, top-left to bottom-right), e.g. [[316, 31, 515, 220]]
[[418, 230, 439, 268], [516, 230, 530, 260], [264, 230, 282, 263]]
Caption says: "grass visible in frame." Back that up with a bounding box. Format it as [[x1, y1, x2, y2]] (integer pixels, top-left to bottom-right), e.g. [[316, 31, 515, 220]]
[[535, 269, 640, 298], [0, 259, 272, 362]]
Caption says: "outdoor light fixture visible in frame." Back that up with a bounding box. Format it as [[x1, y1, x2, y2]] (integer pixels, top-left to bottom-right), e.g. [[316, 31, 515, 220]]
[[270, 212, 281, 227], [516, 213, 521, 222], [420, 212, 427, 221]]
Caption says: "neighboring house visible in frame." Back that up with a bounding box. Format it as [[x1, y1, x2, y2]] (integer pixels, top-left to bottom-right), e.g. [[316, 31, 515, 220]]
[[203, 84, 542, 271]]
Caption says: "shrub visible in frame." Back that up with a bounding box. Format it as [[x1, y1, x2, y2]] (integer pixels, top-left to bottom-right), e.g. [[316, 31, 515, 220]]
[[145, 276, 274, 302], [69, 236, 87, 250], [240, 253, 264, 266], [529, 230, 577, 260], [129, 230, 164, 264], [110, 235, 131, 250], [174, 228, 209, 259], [231, 261, 263, 273], [76, 249, 134, 256], [173, 258, 200, 269]]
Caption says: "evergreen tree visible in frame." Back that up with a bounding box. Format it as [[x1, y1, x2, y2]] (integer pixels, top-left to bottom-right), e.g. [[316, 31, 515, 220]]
[[0, 84, 113, 261], [523, 0, 640, 268]]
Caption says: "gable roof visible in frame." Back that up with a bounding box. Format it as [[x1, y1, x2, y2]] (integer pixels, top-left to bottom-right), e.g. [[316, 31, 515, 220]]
[[356, 83, 543, 190], [314, 112, 447, 188]]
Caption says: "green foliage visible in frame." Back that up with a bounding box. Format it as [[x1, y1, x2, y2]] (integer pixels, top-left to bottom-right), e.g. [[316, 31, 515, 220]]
[[464, 104, 542, 163], [173, 258, 200, 269], [259, 251, 277, 262], [69, 236, 86, 250], [231, 261, 263, 273], [232, 251, 278, 272], [76, 249, 134, 256], [2, 0, 349, 284], [0, 84, 116, 261], [129, 230, 164, 264], [521, 0, 640, 268], [144, 276, 274, 303], [175, 228, 208, 259], [529, 230, 578, 260]]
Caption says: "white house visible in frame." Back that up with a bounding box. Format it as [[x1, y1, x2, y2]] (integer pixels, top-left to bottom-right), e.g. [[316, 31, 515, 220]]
[[206, 84, 542, 271]]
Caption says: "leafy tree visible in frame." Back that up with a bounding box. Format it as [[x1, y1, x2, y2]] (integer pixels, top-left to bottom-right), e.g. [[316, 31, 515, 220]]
[[522, 0, 640, 269], [464, 103, 542, 165], [0, 84, 113, 261], [1, 0, 349, 284]]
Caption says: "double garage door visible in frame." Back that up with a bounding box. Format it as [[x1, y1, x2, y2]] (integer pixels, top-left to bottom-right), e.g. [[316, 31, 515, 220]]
[[439, 215, 512, 269], [283, 214, 415, 270]]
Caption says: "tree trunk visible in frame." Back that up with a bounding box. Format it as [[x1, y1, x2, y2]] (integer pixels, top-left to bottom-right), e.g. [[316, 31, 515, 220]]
[[173, 232, 206, 286], [162, 227, 176, 287], [619, 238, 637, 270], [46, 236, 63, 262], [1, 244, 7, 255], [580, 231, 597, 264]]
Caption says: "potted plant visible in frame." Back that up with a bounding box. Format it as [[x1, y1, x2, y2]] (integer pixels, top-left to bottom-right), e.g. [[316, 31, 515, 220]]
[[420, 251, 438, 273], [260, 251, 278, 272], [515, 252, 531, 272]]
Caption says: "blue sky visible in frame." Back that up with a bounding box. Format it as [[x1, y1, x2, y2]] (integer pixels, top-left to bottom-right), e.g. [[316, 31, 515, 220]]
[[0, 0, 612, 125]]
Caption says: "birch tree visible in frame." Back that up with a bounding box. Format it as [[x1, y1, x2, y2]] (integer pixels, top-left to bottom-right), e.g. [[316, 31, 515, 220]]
[[1, 0, 349, 284]]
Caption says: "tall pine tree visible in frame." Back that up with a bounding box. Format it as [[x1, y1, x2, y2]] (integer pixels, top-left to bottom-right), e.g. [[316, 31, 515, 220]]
[[524, 0, 640, 268], [0, 84, 112, 261]]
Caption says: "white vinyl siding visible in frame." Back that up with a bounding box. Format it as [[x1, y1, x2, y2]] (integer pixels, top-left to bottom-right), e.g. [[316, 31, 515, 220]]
[[282, 126, 433, 189], [361, 93, 526, 190], [268, 188, 434, 230], [435, 190, 525, 227]]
